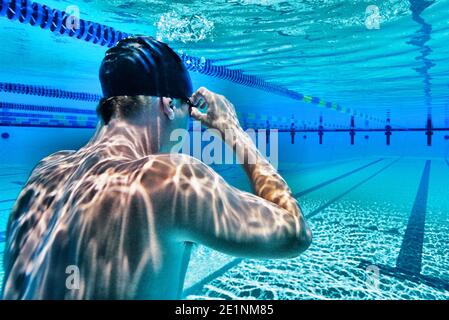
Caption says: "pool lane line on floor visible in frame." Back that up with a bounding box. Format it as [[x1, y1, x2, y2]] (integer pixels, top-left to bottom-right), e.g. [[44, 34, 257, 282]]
[[178, 242, 194, 299], [0, 168, 29, 174], [183, 158, 400, 297], [305, 158, 401, 220], [182, 258, 244, 298], [211, 157, 376, 181], [0, 207, 12, 216], [0, 199, 15, 204], [359, 261, 449, 293], [293, 158, 384, 199], [278, 158, 372, 176], [0, 173, 28, 178], [0, 173, 27, 178], [396, 160, 431, 274], [0, 188, 21, 193], [359, 160, 449, 293]]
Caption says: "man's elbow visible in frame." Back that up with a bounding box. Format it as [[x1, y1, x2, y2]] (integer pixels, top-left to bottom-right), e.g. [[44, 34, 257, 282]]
[[284, 225, 313, 258]]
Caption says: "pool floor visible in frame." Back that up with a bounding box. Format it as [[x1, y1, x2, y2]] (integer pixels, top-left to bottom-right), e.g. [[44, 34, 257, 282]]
[[1, 157, 448, 299]]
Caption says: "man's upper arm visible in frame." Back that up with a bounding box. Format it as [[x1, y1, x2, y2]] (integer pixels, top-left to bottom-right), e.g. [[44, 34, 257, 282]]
[[166, 155, 311, 259]]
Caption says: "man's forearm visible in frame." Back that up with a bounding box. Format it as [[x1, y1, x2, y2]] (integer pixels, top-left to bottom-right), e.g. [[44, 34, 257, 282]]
[[225, 126, 303, 218]]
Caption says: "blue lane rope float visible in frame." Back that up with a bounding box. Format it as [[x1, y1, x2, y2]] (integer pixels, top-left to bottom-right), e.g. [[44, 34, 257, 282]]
[[0, 101, 97, 114], [0, 82, 384, 123], [0, 0, 129, 46], [0, 101, 98, 128], [1, 102, 444, 131], [0, 0, 379, 122], [0, 101, 314, 129], [0, 101, 308, 130], [0, 82, 101, 102]]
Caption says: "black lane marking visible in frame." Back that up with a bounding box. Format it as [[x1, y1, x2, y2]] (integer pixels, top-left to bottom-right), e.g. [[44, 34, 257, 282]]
[[359, 161, 449, 293], [0, 199, 15, 204], [305, 158, 400, 220], [396, 160, 431, 274], [359, 259, 449, 292], [294, 158, 384, 198], [182, 258, 243, 298]]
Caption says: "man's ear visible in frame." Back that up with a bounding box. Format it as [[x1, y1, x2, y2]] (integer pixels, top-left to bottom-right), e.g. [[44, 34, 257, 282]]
[[160, 97, 175, 120]]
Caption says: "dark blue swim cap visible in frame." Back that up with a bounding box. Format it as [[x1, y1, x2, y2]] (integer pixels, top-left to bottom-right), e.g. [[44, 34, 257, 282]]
[[99, 36, 193, 99]]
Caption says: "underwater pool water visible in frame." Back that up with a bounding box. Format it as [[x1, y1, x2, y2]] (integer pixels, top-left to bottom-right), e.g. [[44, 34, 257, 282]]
[[1, 0, 449, 300]]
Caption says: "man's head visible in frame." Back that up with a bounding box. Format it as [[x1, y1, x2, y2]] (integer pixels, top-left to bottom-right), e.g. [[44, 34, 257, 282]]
[[97, 36, 193, 141], [99, 36, 192, 100]]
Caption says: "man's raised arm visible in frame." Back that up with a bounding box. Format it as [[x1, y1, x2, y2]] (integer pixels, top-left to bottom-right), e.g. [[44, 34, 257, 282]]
[[169, 87, 312, 258]]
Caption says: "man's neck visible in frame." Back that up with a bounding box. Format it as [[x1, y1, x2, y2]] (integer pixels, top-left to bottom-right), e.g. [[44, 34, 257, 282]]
[[86, 118, 163, 159]]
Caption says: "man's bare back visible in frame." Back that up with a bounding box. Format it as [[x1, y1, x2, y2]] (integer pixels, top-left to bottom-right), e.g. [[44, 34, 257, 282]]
[[2, 146, 208, 299]]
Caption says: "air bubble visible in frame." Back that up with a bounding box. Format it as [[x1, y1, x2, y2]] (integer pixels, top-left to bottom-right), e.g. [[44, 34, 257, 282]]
[[155, 10, 214, 43]]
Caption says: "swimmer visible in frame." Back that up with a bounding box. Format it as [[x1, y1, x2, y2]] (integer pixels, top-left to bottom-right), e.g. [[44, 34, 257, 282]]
[[1, 37, 312, 300]]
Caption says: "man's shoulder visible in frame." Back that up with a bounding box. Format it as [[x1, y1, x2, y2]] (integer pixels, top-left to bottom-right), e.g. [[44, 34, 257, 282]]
[[37, 150, 75, 166], [30, 150, 76, 175], [138, 153, 214, 185], [146, 153, 203, 166]]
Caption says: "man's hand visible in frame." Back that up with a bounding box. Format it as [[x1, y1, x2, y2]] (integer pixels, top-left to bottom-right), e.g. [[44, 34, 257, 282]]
[[190, 87, 240, 135]]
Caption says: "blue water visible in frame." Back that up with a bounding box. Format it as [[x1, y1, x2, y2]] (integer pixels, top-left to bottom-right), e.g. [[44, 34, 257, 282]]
[[1, 0, 449, 299]]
